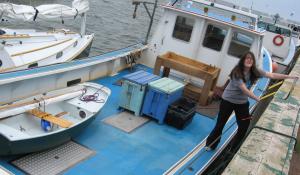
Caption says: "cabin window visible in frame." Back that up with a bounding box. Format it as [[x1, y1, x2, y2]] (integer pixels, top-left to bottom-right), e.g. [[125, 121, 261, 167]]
[[172, 16, 195, 42], [73, 40, 78, 47], [56, 51, 63, 59], [203, 24, 227, 51], [28, 62, 38, 69], [258, 21, 291, 37], [67, 78, 81, 87], [228, 32, 253, 58]]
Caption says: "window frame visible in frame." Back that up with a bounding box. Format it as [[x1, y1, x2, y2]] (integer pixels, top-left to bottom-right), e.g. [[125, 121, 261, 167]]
[[202, 23, 229, 52], [227, 30, 254, 58], [172, 15, 195, 43]]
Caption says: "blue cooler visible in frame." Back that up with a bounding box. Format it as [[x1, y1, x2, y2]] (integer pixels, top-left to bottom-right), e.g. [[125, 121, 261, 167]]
[[142, 77, 185, 124], [119, 70, 160, 115]]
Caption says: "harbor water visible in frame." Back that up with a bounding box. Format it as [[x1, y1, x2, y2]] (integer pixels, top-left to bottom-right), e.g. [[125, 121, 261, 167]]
[[3, 0, 168, 56]]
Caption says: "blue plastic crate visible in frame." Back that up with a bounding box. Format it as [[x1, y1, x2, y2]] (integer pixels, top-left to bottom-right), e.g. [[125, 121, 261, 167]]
[[142, 78, 185, 124], [119, 70, 160, 115]]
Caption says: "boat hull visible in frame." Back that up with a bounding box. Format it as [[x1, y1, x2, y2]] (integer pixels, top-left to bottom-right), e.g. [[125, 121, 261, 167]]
[[0, 112, 98, 156], [74, 38, 93, 60]]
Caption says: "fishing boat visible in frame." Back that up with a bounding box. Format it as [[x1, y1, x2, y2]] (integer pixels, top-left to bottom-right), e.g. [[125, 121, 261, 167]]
[[0, 82, 110, 155], [257, 20, 296, 73], [289, 23, 300, 48], [0, 0, 94, 72], [0, 0, 273, 174]]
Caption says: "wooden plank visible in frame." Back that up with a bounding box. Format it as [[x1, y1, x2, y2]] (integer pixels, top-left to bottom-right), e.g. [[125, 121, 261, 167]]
[[11, 38, 72, 57], [154, 51, 220, 105], [28, 109, 73, 128], [153, 57, 163, 75], [200, 77, 214, 105], [0, 89, 81, 111], [159, 52, 220, 74], [0, 34, 30, 39], [55, 111, 69, 118]]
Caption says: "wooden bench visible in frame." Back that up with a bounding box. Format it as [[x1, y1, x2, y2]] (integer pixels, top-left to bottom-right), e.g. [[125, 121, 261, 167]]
[[28, 109, 73, 128], [183, 84, 215, 103], [153, 52, 220, 105]]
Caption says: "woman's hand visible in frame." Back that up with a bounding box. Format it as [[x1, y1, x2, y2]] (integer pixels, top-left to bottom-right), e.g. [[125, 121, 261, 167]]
[[254, 96, 260, 102], [239, 83, 260, 101]]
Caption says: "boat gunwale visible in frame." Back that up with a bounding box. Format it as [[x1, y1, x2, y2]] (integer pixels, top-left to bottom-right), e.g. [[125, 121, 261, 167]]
[[0, 43, 147, 85]]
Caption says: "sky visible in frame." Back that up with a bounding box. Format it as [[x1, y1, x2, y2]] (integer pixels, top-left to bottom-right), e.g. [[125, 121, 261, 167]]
[[224, 0, 300, 23]]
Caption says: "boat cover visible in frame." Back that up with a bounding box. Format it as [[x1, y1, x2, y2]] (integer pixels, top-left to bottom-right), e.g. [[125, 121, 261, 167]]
[[0, 0, 89, 21]]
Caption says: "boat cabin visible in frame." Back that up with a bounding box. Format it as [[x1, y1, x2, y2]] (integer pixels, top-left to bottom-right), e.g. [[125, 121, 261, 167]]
[[258, 21, 293, 60], [142, 0, 265, 86], [288, 23, 300, 47]]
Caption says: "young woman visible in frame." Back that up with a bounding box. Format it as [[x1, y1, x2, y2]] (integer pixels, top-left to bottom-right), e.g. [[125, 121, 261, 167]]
[[205, 51, 298, 151]]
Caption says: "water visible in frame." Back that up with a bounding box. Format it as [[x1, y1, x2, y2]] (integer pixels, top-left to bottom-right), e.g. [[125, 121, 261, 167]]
[[2, 0, 168, 56]]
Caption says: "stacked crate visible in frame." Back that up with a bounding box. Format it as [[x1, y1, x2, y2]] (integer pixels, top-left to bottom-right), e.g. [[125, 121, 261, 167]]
[[142, 77, 184, 124], [119, 70, 160, 116]]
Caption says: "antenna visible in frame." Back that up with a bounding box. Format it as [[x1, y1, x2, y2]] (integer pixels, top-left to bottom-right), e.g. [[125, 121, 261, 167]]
[[250, 0, 253, 13]]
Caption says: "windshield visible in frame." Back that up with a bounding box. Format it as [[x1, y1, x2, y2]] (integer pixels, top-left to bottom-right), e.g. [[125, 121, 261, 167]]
[[258, 21, 291, 37]]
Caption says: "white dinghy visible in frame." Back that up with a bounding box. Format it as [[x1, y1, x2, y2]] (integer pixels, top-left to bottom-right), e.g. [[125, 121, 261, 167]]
[[0, 0, 94, 72], [0, 82, 110, 155]]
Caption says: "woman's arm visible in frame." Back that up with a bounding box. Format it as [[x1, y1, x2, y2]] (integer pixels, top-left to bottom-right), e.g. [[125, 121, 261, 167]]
[[238, 83, 260, 101], [265, 72, 299, 80]]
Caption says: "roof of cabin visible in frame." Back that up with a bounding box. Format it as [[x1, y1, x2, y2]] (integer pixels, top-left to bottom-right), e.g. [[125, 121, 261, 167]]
[[166, 0, 264, 34]]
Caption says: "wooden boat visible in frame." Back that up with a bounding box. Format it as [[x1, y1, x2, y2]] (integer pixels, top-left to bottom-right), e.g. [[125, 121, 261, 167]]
[[0, 82, 110, 155], [0, 0, 93, 72]]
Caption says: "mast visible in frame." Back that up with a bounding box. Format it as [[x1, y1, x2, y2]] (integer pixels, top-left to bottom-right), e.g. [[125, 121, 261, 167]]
[[81, 13, 87, 36]]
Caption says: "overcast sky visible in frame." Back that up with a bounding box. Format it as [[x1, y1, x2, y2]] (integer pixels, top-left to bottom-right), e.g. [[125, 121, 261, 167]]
[[224, 0, 299, 22]]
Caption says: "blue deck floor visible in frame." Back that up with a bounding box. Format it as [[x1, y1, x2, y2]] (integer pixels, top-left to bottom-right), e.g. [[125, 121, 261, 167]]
[[0, 64, 216, 175]]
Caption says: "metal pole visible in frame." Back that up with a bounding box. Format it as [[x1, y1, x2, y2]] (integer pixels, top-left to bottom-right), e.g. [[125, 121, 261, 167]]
[[80, 13, 87, 36], [144, 0, 158, 44]]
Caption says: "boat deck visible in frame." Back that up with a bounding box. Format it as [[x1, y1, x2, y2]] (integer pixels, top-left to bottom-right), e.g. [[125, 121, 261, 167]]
[[0, 45, 271, 175], [0, 65, 217, 175]]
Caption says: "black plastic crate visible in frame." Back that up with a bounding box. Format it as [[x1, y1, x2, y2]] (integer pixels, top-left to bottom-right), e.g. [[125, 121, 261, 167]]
[[165, 98, 196, 130]]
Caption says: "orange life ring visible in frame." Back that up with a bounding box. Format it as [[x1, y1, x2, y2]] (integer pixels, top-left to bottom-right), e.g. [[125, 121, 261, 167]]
[[273, 35, 284, 46]]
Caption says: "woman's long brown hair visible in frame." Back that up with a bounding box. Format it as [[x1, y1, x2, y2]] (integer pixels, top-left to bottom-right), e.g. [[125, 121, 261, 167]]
[[229, 51, 262, 85]]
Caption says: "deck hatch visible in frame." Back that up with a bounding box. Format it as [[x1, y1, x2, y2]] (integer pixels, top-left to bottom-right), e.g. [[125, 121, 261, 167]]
[[11, 141, 95, 175], [103, 111, 149, 133]]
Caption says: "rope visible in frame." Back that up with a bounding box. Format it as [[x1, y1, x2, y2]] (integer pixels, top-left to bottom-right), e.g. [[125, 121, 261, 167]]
[[79, 87, 105, 103], [268, 81, 283, 90], [253, 126, 297, 146], [33, 7, 39, 21], [74, 8, 79, 19], [171, 0, 179, 6]]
